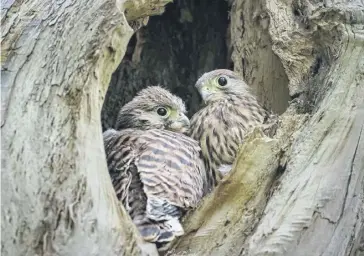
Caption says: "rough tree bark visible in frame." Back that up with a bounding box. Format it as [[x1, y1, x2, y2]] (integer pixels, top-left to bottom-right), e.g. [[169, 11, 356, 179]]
[[2, 1, 363, 256], [170, 0, 364, 255], [1, 0, 165, 255]]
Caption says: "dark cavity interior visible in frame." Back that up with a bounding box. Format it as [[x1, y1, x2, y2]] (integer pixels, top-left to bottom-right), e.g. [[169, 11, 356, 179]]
[[101, 0, 230, 131]]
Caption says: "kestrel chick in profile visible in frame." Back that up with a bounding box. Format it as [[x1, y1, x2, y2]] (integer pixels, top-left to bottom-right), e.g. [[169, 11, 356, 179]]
[[103, 86, 212, 251], [189, 69, 273, 185]]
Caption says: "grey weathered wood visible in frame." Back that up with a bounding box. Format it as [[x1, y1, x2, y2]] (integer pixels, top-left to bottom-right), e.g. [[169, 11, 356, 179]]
[[230, 0, 290, 114], [171, 0, 364, 255], [245, 46, 364, 256], [243, 1, 364, 254], [0, 0, 164, 255]]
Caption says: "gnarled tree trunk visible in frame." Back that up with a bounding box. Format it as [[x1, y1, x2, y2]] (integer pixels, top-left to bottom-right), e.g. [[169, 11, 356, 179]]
[[2, 0, 363, 256], [170, 0, 364, 255], [1, 0, 163, 255]]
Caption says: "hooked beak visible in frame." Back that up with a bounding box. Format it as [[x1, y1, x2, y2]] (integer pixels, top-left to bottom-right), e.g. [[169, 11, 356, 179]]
[[196, 82, 214, 104], [199, 89, 213, 103], [169, 113, 190, 133]]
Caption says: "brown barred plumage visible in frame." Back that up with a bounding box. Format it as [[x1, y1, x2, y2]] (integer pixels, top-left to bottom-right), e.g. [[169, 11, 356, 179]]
[[103, 86, 212, 251], [189, 69, 274, 184]]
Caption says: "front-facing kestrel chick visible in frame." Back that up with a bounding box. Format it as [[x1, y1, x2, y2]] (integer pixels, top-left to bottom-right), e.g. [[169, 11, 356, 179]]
[[189, 69, 273, 184], [115, 86, 190, 133], [103, 86, 212, 251]]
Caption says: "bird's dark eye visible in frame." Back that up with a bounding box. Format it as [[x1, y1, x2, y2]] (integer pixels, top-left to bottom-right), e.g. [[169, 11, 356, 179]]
[[218, 76, 228, 86], [157, 107, 167, 116]]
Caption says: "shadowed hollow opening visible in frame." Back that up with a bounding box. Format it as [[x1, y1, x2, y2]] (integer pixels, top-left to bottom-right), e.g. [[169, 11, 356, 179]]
[[101, 0, 291, 131], [101, 0, 230, 131]]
